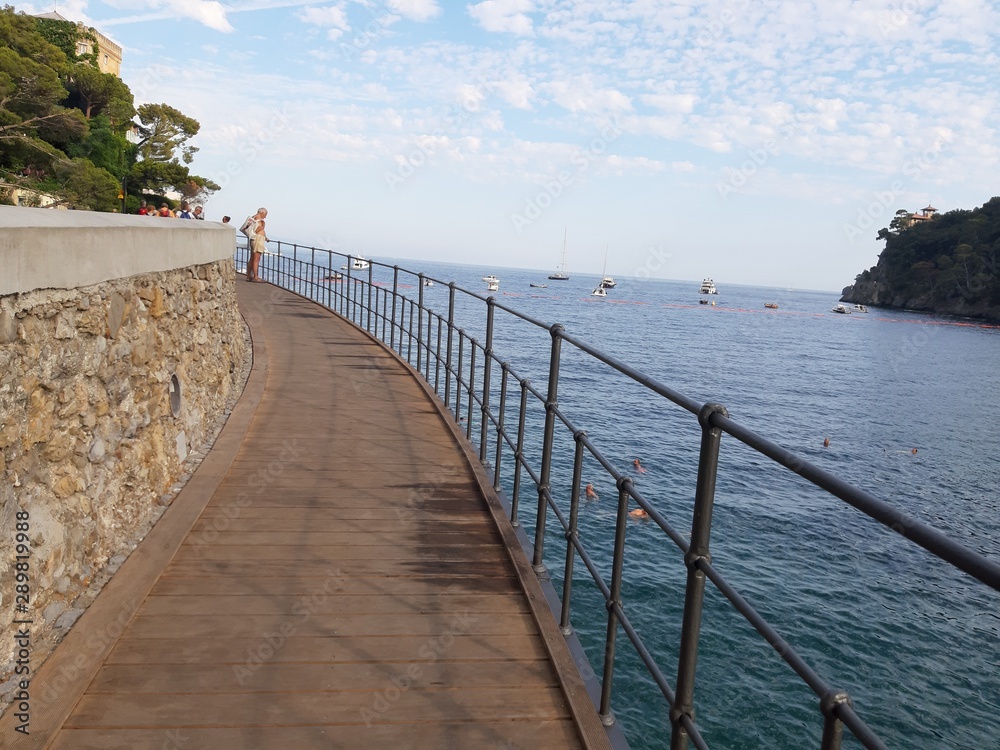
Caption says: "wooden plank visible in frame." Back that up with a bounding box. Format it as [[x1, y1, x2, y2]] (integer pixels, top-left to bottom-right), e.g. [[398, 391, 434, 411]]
[[150, 574, 523, 597], [86, 660, 559, 694], [171, 543, 510, 562], [105, 635, 550, 665], [161, 559, 516, 578], [120, 612, 539, 639], [139, 593, 532, 616], [64, 686, 572, 728], [50, 719, 582, 750]]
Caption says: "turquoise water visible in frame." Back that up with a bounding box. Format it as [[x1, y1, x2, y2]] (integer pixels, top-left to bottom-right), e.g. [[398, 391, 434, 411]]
[[269, 251, 1000, 749]]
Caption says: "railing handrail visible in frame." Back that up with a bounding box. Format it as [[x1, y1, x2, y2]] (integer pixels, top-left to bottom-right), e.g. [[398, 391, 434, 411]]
[[242, 239, 999, 750]]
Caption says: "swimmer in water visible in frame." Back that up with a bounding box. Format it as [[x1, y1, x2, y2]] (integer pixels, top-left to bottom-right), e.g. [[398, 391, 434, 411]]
[[585, 483, 598, 499], [911, 448, 918, 455], [823, 437, 830, 448], [632, 458, 647, 474], [629, 507, 649, 519]]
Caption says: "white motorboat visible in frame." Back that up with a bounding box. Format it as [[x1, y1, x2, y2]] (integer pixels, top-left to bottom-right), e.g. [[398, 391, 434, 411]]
[[423, 279, 434, 287], [591, 285, 607, 297], [482, 274, 499, 283], [699, 278, 718, 294], [487, 278, 500, 292], [831, 304, 852, 314], [596, 243, 614, 292], [548, 228, 570, 280], [529, 282, 548, 288], [351, 256, 370, 270], [852, 304, 869, 313]]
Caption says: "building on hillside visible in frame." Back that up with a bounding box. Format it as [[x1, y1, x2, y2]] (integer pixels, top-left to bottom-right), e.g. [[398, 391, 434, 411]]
[[903, 205, 938, 228], [34, 11, 122, 77]]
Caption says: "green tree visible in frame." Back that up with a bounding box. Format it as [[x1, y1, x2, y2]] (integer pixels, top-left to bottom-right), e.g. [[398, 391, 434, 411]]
[[129, 103, 218, 198]]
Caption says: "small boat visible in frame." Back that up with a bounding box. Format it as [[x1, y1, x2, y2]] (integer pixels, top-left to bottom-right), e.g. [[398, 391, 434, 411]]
[[323, 272, 344, 282], [852, 304, 869, 313], [699, 278, 718, 294], [529, 283, 548, 288], [764, 302, 778, 309], [482, 274, 499, 283], [831, 304, 852, 314], [699, 299, 710, 305], [592, 244, 611, 297], [423, 279, 434, 287], [600, 276, 617, 288], [548, 228, 570, 280], [487, 278, 500, 292], [351, 256, 370, 270]]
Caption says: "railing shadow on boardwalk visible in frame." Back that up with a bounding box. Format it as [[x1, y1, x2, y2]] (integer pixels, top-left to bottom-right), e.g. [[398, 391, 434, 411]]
[[243, 241, 1000, 750]]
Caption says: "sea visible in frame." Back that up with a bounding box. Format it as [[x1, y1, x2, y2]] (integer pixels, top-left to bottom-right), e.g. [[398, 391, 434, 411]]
[[274, 251, 1000, 750]]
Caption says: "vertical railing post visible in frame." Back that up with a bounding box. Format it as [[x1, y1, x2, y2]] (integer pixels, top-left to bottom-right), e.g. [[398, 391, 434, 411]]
[[479, 297, 495, 463], [510, 379, 529, 527], [561, 431, 586, 634], [425, 311, 433, 383], [406, 301, 414, 363], [670, 402, 728, 750], [310, 246, 315, 298], [820, 691, 851, 750], [466, 341, 476, 440], [493, 363, 509, 491], [435, 317, 443, 394], [367, 262, 374, 333], [390, 266, 399, 349], [443, 283, 456, 407], [454, 331, 464, 421], [599, 476, 634, 725], [346, 256, 354, 321], [532, 323, 564, 573], [417, 274, 424, 372]]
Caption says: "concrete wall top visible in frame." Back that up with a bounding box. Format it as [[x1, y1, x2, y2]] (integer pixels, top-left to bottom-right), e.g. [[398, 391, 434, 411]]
[[1, 205, 238, 296]]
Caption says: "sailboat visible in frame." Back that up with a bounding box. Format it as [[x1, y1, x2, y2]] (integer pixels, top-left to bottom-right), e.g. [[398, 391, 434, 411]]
[[548, 229, 570, 280], [592, 244, 610, 297]]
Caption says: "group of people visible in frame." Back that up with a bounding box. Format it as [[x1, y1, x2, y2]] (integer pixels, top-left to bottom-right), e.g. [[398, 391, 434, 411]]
[[137, 199, 205, 219], [584, 458, 650, 518]]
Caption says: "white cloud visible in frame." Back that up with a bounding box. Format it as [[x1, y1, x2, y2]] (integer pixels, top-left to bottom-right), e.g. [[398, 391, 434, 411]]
[[166, 0, 233, 32], [298, 4, 349, 29], [544, 76, 632, 114], [468, 0, 535, 35], [641, 93, 697, 115], [386, 0, 442, 22]]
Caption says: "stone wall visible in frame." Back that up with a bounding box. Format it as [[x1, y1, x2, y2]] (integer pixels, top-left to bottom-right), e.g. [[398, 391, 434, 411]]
[[0, 207, 246, 695]]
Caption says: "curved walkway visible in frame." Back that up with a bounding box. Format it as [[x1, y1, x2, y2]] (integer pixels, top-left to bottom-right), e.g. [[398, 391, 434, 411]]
[[5, 282, 609, 749]]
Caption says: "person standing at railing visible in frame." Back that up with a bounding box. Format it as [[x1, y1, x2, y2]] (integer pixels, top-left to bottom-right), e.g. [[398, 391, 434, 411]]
[[241, 207, 268, 282]]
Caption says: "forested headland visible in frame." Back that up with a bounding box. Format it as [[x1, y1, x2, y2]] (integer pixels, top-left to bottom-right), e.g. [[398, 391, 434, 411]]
[[0, 6, 217, 211], [842, 198, 1000, 323]]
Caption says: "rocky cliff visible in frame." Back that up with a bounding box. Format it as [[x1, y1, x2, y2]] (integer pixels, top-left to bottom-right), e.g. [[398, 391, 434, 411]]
[[841, 198, 1000, 323]]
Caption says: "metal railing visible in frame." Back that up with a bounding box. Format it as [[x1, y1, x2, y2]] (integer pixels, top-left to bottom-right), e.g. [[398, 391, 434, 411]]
[[238, 240, 1000, 750]]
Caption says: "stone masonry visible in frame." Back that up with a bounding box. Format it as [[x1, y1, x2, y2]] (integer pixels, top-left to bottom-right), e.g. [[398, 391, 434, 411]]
[[0, 258, 246, 693]]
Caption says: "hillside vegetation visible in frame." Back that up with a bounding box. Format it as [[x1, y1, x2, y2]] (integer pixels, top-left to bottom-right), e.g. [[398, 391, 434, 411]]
[[841, 197, 1000, 322], [0, 6, 217, 210]]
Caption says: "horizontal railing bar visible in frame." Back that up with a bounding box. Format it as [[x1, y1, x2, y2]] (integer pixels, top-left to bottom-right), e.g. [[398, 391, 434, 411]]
[[712, 412, 1000, 592], [559, 330, 702, 415]]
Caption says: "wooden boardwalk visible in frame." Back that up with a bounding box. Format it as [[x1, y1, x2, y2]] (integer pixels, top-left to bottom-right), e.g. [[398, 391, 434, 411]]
[[5, 282, 609, 749]]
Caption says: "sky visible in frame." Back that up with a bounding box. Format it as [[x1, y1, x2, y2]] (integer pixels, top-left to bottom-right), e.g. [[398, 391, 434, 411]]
[[19, 0, 1000, 290]]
